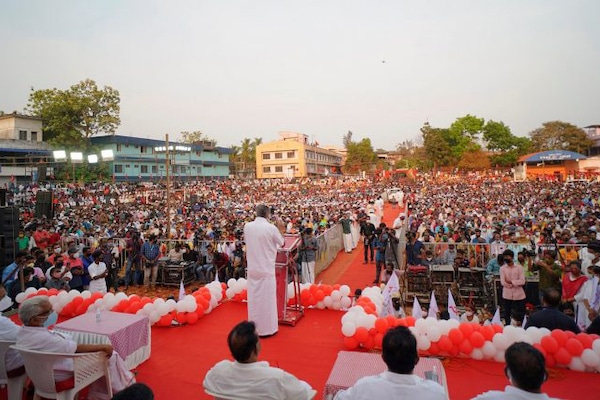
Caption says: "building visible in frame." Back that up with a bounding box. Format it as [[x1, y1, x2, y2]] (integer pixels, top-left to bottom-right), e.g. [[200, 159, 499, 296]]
[[0, 112, 52, 185], [255, 132, 343, 179], [584, 125, 600, 156], [90, 135, 232, 181], [514, 150, 588, 181]]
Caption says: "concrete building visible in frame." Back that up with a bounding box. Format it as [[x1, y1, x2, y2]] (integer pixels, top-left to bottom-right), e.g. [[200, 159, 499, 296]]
[[90, 135, 232, 181], [0, 113, 52, 185], [256, 131, 343, 179]]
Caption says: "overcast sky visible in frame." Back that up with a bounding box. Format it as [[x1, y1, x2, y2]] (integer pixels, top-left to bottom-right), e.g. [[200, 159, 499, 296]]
[[1, 1, 599, 150]]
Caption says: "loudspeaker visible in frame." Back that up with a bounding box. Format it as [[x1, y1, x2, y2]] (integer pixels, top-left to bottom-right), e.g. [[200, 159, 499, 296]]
[[0, 207, 19, 267], [35, 191, 53, 219], [0, 189, 6, 207]]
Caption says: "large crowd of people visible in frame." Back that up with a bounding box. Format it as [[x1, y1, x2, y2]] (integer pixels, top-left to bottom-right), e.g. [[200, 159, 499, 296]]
[[2, 173, 600, 398]]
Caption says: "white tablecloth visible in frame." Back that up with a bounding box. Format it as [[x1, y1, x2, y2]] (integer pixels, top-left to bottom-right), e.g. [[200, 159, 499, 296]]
[[55, 311, 151, 370]]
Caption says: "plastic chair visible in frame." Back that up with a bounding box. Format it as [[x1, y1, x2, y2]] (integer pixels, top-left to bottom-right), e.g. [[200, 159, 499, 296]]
[[11, 345, 112, 400], [0, 340, 27, 400]]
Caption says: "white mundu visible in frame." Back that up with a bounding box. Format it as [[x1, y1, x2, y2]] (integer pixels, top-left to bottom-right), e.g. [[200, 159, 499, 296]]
[[244, 215, 284, 336]]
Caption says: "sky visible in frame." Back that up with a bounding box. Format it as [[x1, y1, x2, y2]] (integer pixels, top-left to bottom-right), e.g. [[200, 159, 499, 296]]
[[1, 0, 599, 150]]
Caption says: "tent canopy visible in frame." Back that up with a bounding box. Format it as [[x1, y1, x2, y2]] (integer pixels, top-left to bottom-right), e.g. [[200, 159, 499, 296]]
[[518, 150, 587, 163]]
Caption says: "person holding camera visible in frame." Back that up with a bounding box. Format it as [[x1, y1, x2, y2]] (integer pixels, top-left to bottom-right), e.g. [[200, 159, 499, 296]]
[[529, 250, 562, 303], [360, 219, 376, 264], [372, 228, 387, 284], [405, 231, 424, 267]]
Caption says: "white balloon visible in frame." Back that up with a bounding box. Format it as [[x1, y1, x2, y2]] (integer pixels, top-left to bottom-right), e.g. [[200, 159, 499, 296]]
[[225, 288, 235, 299], [472, 349, 484, 360], [332, 301, 342, 310], [415, 318, 429, 335], [340, 296, 352, 309], [339, 285, 351, 297], [15, 293, 27, 304], [103, 292, 115, 302], [447, 319, 460, 329], [24, 287, 37, 295], [115, 292, 127, 301], [482, 342, 497, 359], [157, 304, 169, 315], [525, 327, 541, 343], [154, 298, 165, 306], [581, 349, 600, 368], [492, 333, 509, 351], [408, 326, 419, 337], [185, 302, 197, 313], [427, 327, 442, 342], [331, 290, 342, 301], [418, 335, 431, 351], [493, 351, 505, 363], [165, 299, 177, 312], [80, 290, 92, 299], [175, 301, 187, 313], [593, 339, 600, 355], [539, 327, 551, 337], [227, 278, 237, 288], [323, 296, 333, 308], [342, 322, 357, 337], [57, 291, 69, 301], [238, 278, 247, 288], [148, 310, 160, 323], [142, 303, 154, 313], [569, 357, 586, 372]]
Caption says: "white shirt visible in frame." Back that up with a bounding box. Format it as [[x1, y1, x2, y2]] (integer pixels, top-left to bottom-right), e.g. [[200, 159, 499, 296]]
[[88, 261, 108, 293], [334, 371, 446, 400], [244, 217, 284, 280], [204, 360, 316, 400], [17, 326, 77, 381], [472, 385, 560, 400], [0, 316, 23, 375]]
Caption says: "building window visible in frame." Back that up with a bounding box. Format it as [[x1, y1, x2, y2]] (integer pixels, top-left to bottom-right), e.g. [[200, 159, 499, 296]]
[[275, 152, 282, 159], [141, 165, 148, 173], [114, 165, 123, 173], [31, 131, 38, 141], [262, 153, 271, 160], [125, 164, 130, 168], [287, 151, 295, 158], [117, 144, 122, 152], [140, 146, 146, 153], [152, 166, 158, 173], [275, 166, 283, 172], [263, 166, 271, 173], [19, 130, 27, 140]]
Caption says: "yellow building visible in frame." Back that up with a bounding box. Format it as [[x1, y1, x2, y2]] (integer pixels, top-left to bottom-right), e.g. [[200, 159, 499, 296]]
[[256, 131, 343, 179]]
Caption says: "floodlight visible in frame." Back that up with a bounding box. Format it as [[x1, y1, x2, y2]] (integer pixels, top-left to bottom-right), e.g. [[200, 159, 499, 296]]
[[70, 152, 84, 163], [101, 149, 114, 161], [53, 150, 67, 161], [88, 154, 99, 164]]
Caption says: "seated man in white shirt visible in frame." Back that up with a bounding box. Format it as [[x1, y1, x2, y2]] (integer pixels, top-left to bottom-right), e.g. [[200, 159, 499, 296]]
[[168, 243, 185, 263], [334, 326, 445, 400], [473, 342, 558, 400], [0, 314, 24, 382], [203, 320, 316, 400], [16, 297, 135, 400]]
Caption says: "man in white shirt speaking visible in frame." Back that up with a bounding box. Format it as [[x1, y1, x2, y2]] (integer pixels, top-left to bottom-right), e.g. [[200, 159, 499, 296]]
[[334, 326, 445, 400], [203, 320, 315, 400]]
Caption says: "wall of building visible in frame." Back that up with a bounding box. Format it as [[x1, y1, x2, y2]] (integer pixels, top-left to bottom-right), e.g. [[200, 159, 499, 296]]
[[0, 115, 43, 141]]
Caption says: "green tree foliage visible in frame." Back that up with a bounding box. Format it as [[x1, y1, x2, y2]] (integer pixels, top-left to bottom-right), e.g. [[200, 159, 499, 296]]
[[421, 122, 455, 169], [26, 79, 120, 149], [180, 130, 215, 144], [231, 137, 262, 177], [529, 121, 593, 154], [445, 114, 484, 157], [344, 138, 378, 174], [342, 131, 353, 149]]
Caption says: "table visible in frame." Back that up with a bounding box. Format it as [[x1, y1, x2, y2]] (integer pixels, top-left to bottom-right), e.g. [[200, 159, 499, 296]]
[[55, 311, 151, 370], [323, 351, 448, 399]]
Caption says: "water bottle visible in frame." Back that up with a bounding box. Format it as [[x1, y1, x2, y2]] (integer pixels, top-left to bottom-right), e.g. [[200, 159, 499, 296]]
[[96, 308, 101, 323]]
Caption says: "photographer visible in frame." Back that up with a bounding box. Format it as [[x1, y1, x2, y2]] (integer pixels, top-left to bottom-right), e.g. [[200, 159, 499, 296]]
[[405, 231, 423, 267], [299, 228, 318, 284], [372, 228, 386, 284], [360, 219, 376, 264], [529, 250, 562, 303]]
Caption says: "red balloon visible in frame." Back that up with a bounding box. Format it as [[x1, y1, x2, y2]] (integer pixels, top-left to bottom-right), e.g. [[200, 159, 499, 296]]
[[344, 336, 359, 350], [449, 328, 464, 345], [576, 333, 593, 349], [541, 336, 559, 354], [309, 284, 319, 294], [404, 316, 416, 327], [533, 343, 547, 358], [176, 312, 187, 324], [375, 318, 389, 334], [545, 353, 556, 368], [196, 304, 205, 316], [220, 282, 227, 290], [459, 323, 474, 338], [396, 318, 408, 327], [459, 340, 473, 355], [491, 324, 503, 334], [550, 330, 568, 347], [374, 333, 384, 349], [428, 342, 440, 355], [449, 346, 460, 356], [37, 288, 49, 295], [71, 297, 84, 306], [74, 304, 87, 316], [355, 327, 369, 343], [438, 335, 453, 352], [564, 330, 576, 340], [565, 338, 584, 357], [470, 331, 485, 348], [554, 348, 572, 366], [186, 312, 199, 325], [481, 326, 495, 341], [332, 284, 341, 291], [300, 289, 311, 301], [159, 314, 173, 327], [315, 290, 325, 301], [363, 336, 375, 350]]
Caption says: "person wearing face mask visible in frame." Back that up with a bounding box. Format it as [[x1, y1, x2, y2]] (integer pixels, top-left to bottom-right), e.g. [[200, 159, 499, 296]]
[[460, 305, 480, 324], [16, 297, 136, 400], [500, 249, 526, 326], [45, 264, 70, 291], [9, 266, 41, 302], [472, 342, 557, 399]]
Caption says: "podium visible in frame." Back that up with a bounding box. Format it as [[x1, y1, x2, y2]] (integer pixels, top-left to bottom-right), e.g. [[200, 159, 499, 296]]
[[275, 234, 304, 326]]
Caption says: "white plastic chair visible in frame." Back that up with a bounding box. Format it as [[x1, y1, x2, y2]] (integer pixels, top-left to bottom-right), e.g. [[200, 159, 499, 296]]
[[0, 340, 27, 400], [11, 346, 112, 400]]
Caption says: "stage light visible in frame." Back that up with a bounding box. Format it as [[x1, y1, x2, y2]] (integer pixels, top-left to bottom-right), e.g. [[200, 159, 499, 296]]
[[53, 150, 67, 161], [70, 152, 84, 163], [101, 149, 115, 161], [88, 154, 99, 164]]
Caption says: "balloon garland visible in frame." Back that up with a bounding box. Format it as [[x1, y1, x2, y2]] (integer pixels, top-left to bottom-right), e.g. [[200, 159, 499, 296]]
[[340, 286, 600, 374]]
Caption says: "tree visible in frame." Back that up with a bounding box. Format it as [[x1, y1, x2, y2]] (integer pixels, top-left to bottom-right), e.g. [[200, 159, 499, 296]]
[[445, 115, 484, 158], [26, 79, 120, 148], [458, 149, 491, 171], [231, 137, 262, 177], [342, 131, 353, 149], [180, 130, 215, 144], [344, 138, 378, 174], [421, 122, 455, 170], [529, 121, 592, 154]]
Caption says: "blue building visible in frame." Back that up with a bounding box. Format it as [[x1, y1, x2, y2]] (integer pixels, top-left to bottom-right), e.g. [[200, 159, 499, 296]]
[[90, 135, 232, 181]]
